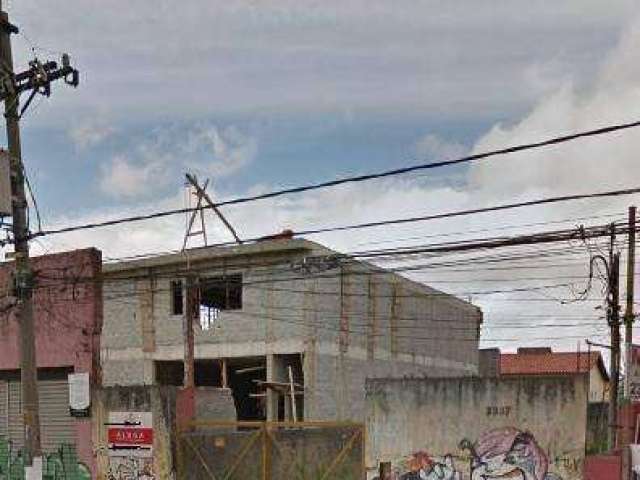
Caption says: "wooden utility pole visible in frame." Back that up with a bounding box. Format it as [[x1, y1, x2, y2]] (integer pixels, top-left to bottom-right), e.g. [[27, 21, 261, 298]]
[[0, 4, 78, 469], [183, 275, 196, 388], [0, 3, 40, 464], [624, 206, 636, 446], [609, 222, 621, 449], [625, 206, 636, 392]]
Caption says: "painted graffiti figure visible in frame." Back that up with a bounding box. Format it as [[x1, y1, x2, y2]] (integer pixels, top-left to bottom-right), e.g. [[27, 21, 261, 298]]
[[374, 452, 461, 480], [376, 427, 563, 480], [459, 427, 562, 480]]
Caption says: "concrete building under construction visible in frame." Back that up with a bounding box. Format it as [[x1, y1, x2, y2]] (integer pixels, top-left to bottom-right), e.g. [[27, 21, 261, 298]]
[[100, 236, 482, 421]]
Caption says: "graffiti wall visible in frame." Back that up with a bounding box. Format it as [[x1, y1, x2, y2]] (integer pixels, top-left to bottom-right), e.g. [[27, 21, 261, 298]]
[[107, 457, 154, 480], [0, 439, 90, 479], [366, 376, 588, 480]]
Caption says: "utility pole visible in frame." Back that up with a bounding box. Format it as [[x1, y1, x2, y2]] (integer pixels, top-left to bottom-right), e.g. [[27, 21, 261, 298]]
[[0, 2, 78, 469], [0, 4, 40, 465], [608, 223, 621, 449], [183, 275, 196, 389], [624, 206, 636, 446]]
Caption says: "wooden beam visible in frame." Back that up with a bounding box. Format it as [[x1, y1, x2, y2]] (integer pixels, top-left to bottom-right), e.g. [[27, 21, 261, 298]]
[[186, 172, 242, 244], [288, 366, 298, 423], [235, 365, 266, 375], [253, 380, 303, 389]]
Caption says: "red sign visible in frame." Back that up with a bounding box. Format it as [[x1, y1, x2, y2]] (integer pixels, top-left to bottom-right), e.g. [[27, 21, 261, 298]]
[[108, 427, 153, 446]]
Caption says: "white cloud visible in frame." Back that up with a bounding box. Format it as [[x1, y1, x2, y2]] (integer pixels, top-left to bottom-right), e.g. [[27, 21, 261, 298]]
[[458, 12, 640, 352], [415, 134, 467, 160], [68, 120, 115, 151], [99, 156, 168, 198], [186, 125, 258, 178], [468, 13, 640, 204], [97, 123, 257, 199]]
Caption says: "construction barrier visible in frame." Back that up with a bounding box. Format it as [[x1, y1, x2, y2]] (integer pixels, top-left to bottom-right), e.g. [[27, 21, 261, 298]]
[[177, 420, 365, 480]]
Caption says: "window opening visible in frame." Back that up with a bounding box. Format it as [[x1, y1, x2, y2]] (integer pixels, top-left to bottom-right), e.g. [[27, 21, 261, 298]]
[[170, 280, 183, 315], [199, 274, 242, 329]]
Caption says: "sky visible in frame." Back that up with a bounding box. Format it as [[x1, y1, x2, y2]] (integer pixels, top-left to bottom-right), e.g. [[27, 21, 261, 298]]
[[3, 0, 640, 353]]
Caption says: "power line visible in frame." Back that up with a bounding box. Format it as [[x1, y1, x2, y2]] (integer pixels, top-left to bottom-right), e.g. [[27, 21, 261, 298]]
[[97, 211, 622, 265], [39, 220, 607, 273], [30, 224, 623, 300], [348, 211, 626, 249], [294, 193, 640, 239], [210, 119, 640, 205], [29, 185, 640, 242], [23, 117, 640, 240]]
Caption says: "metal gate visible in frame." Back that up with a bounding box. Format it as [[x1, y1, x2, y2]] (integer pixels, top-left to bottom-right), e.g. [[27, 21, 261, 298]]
[[177, 420, 365, 480]]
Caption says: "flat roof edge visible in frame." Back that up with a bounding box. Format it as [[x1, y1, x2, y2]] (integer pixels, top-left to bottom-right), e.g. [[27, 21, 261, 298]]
[[103, 238, 321, 274]]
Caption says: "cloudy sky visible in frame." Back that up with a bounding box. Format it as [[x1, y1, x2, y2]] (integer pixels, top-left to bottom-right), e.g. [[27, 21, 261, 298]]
[[4, 0, 640, 352]]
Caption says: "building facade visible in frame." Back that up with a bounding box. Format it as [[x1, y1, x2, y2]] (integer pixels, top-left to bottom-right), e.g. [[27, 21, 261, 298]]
[[101, 237, 482, 421], [0, 248, 102, 476], [495, 347, 609, 403]]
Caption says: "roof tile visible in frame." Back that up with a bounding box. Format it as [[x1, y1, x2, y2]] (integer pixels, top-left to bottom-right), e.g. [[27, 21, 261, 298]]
[[500, 351, 602, 376]]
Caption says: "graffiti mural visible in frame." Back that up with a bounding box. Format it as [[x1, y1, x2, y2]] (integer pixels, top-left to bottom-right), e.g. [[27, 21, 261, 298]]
[[374, 428, 566, 480], [107, 456, 155, 480], [0, 439, 90, 480], [460, 427, 562, 480], [374, 451, 461, 480]]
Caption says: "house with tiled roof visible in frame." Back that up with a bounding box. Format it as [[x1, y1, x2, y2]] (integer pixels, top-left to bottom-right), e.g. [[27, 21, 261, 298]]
[[480, 347, 609, 403]]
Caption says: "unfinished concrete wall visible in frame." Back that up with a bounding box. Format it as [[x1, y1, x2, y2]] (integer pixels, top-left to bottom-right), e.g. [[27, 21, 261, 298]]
[[101, 239, 482, 424], [365, 375, 588, 480], [308, 263, 481, 366], [478, 348, 501, 377], [303, 262, 481, 421], [194, 387, 236, 420], [307, 353, 466, 421], [101, 242, 318, 386]]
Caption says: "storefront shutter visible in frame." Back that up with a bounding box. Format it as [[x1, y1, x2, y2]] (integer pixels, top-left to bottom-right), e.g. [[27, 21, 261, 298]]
[[6, 371, 75, 451]]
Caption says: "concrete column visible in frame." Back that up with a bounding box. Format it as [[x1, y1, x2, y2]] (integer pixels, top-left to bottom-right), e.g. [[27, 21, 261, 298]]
[[142, 357, 155, 385], [303, 342, 316, 420], [266, 354, 278, 421], [136, 277, 156, 353]]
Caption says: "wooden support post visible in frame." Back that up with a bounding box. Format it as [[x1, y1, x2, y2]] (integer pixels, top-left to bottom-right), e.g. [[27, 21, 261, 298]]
[[221, 358, 228, 389], [183, 275, 196, 389], [288, 366, 297, 423]]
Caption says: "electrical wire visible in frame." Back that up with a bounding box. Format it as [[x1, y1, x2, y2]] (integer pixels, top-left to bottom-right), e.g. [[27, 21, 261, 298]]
[[23, 166, 42, 233], [30, 186, 640, 243], [25, 117, 640, 240]]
